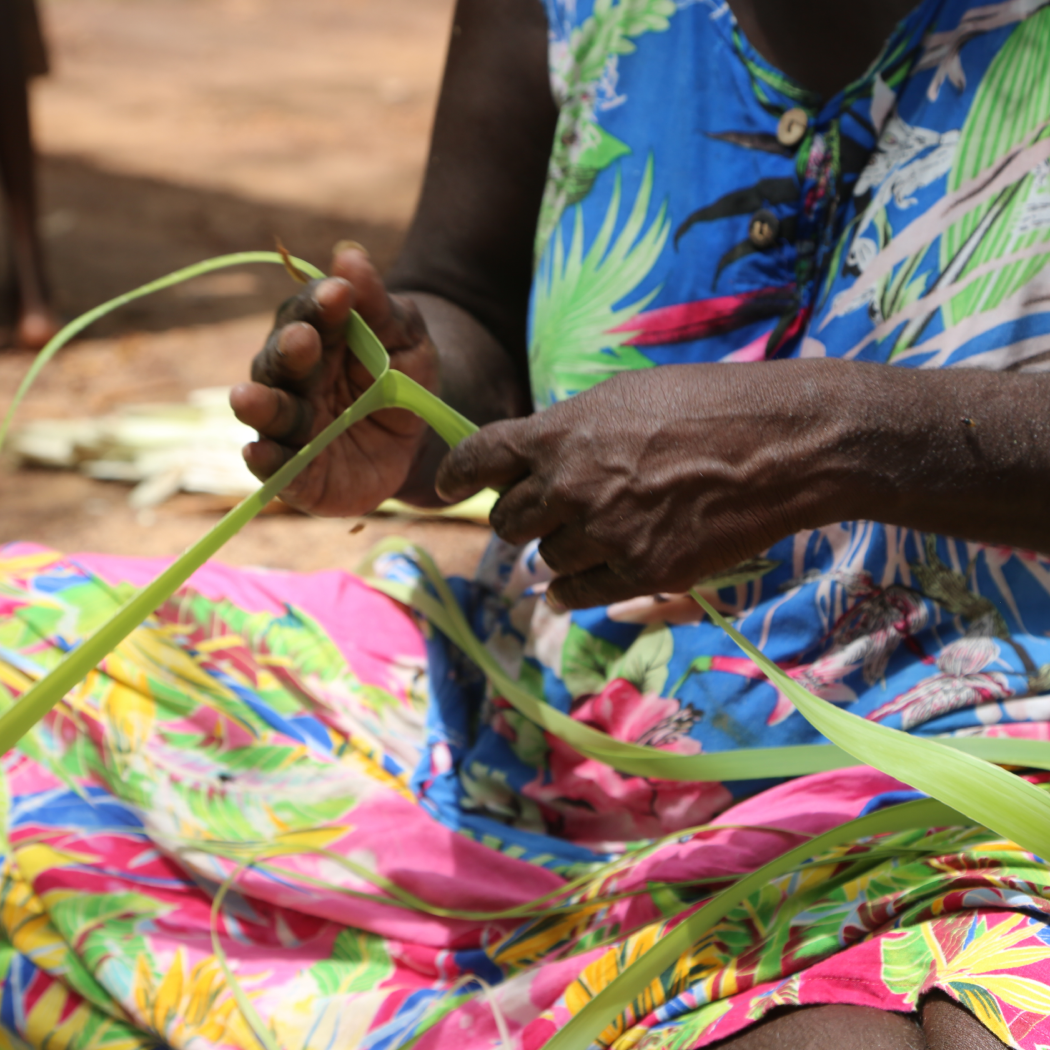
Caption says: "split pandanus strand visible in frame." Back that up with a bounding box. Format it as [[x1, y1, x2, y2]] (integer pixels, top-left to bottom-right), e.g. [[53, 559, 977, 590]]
[[2, 252, 1049, 1050]]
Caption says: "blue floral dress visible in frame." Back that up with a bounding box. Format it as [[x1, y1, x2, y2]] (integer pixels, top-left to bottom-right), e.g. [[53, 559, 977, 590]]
[[3, 3, 1050, 1049], [404, 0, 1050, 859]]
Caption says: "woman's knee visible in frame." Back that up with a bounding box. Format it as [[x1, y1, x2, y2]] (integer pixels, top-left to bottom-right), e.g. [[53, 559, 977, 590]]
[[921, 991, 1009, 1050], [706, 993, 1011, 1050], [707, 1003, 924, 1050]]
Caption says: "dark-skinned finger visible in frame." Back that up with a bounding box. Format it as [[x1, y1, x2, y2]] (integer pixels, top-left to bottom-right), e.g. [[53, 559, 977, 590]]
[[250, 321, 324, 389], [330, 248, 406, 345], [488, 475, 563, 544], [547, 564, 651, 611], [241, 437, 296, 482], [230, 381, 314, 445], [537, 521, 615, 577], [435, 419, 533, 503], [272, 275, 354, 335], [253, 278, 354, 388], [331, 248, 432, 364]]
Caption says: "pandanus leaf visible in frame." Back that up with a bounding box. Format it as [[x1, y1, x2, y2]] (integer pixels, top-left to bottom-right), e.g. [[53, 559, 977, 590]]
[[4, 251, 1049, 841], [3, 253, 1050, 1050]]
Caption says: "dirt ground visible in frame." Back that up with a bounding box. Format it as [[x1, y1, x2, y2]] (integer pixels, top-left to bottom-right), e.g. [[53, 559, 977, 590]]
[[0, 0, 494, 579]]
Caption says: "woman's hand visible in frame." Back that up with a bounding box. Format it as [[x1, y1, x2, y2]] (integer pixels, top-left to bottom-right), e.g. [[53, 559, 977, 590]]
[[437, 357, 1050, 610], [230, 246, 440, 517], [436, 361, 855, 610]]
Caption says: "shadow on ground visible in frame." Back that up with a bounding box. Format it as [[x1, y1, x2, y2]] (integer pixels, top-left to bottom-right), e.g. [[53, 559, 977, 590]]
[[2, 154, 407, 336]]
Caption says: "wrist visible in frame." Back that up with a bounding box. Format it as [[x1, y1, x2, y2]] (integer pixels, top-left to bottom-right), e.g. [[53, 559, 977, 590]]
[[392, 291, 529, 506], [768, 360, 985, 535], [393, 426, 450, 508], [796, 359, 909, 529], [406, 291, 531, 427], [713, 358, 885, 534]]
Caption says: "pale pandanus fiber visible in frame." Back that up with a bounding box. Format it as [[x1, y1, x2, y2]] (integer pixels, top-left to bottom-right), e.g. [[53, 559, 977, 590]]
[[2, 253, 1049, 1050]]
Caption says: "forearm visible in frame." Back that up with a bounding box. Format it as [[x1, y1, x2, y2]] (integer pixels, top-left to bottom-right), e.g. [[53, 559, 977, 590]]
[[392, 290, 531, 506], [797, 360, 1050, 552]]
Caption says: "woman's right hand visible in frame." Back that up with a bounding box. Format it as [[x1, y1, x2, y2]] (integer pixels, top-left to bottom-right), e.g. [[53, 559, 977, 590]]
[[229, 246, 440, 517]]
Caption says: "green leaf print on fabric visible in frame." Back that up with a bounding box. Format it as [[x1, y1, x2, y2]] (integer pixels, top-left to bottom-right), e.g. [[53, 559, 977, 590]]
[[561, 623, 625, 697], [461, 760, 547, 830], [881, 913, 1050, 1044], [530, 157, 670, 408], [308, 928, 394, 998], [48, 892, 168, 1013], [910, 536, 1009, 638], [881, 924, 935, 1007], [938, 7, 1050, 330], [65, 1011, 147, 1050], [638, 998, 734, 1050], [219, 744, 307, 774], [609, 625, 674, 697], [537, 0, 675, 257], [99, 758, 358, 845], [50, 892, 165, 962], [201, 597, 348, 688], [496, 706, 551, 769]]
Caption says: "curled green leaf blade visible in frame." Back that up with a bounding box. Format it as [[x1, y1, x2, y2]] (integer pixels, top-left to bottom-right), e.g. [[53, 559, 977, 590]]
[[361, 539, 1050, 782], [509, 798, 968, 1050], [689, 588, 1050, 861], [0, 251, 326, 451], [4, 252, 1050, 958]]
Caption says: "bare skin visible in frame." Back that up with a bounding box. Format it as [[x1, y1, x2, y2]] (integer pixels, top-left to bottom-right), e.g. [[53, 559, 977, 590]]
[[705, 993, 1008, 1050], [231, 1, 1040, 1044], [231, 0, 549, 509], [0, 0, 60, 350], [730, 0, 924, 98]]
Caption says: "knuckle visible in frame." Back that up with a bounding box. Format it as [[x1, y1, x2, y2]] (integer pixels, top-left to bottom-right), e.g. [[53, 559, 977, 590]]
[[490, 499, 532, 544], [547, 576, 577, 609], [608, 556, 646, 587], [537, 538, 567, 573], [569, 575, 605, 610], [251, 333, 283, 383], [489, 496, 517, 538], [265, 394, 311, 444], [545, 476, 581, 514], [448, 441, 480, 488], [579, 515, 608, 546], [288, 398, 313, 443], [488, 417, 524, 450], [390, 294, 426, 345], [275, 282, 324, 327]]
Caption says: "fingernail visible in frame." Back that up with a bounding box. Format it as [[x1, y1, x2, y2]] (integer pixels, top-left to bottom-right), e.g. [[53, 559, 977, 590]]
[[333, 239, 369, 259], [276, 325, 294, 356], [313, 278, 350, 312]]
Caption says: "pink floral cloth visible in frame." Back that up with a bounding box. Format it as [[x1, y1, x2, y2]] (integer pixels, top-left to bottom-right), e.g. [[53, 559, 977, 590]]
[[1, 543, 1049, 1050]]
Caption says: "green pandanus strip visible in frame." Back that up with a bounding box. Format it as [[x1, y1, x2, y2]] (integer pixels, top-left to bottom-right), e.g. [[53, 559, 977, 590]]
[[2, 254, 1050, 1050], [0, 254, 475, 755]]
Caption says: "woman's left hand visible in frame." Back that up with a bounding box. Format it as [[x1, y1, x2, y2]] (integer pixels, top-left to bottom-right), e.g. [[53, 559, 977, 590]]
[[436, 361, 853, 609]]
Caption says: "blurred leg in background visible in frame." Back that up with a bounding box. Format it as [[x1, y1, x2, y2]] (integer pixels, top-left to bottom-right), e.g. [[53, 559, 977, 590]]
[[0, 0, 60, 350]]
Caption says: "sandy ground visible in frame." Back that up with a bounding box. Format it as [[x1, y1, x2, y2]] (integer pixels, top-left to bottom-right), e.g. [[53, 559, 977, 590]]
[[1, 0, 494, 580]]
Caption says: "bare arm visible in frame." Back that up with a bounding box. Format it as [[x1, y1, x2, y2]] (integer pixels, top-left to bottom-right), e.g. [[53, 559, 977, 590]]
[[387, 0, 556, 504], [437, 359, 1050, 609], [231, 0, 555, 513]]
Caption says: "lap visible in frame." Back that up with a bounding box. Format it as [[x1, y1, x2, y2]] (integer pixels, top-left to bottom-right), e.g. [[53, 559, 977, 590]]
[[709, 994, 1007, 1050]]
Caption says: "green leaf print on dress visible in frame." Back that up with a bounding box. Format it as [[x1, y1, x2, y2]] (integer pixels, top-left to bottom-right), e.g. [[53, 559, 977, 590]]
[[938, 7, 1050, 330], [308, 929, 394, 998], [881, 913, 1050, 1045], [530, 157, 669, 408], [537, 0, 676, 257]]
